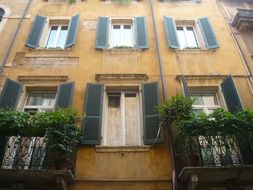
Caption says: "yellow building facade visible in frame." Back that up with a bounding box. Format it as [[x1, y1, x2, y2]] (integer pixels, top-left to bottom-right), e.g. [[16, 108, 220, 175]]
[[0, 0, 253, 190]]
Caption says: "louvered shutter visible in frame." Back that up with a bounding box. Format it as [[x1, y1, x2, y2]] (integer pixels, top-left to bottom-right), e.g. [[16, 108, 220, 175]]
[[220, 75, 243, 113], [81, 83, 104, 145], [25, 15, 47, 48], [198, 17, 219, 49], [0, 79, 22, 108], [181, 76, 190, 97], [96, 17, 109, 49], [55, 82, 75, 108], [142, 82, 163, 144], [65, 14, 80, 48], [164, 16, 180, 49], [135, 16, 149, 49]]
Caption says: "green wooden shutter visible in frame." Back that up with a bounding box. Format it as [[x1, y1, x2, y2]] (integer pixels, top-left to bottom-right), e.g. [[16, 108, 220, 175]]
[[181, 76, 190, 97], [96, 17, 109, 49], [198, 17, 219, 49], [142, 82, 163, 145], [65, 14, 80, 48], [55, 82, 75, 108], [221, 75, 243, 113], [164, 16, 180, 49], [25, 15, 47, 48], [81, 83, 104, 145], [135, 17, 149, 49], [0, 79, 22, 108]]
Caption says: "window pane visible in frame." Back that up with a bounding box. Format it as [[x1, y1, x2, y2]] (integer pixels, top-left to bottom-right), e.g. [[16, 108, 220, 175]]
[[107, 95, 121, 146], [46, 26, 58, 48], [122, 25, 133, 47], [185, 27, 198, 48], [57, 26, 68, 48], [177, 27, 187, 49], [125, 93, 139, 146], [191, 95, 204, 105], [112, 25, 121, 47], [204, 94, 218, 105], [27, 94, 42, 106], [42, 93, 56, 107]]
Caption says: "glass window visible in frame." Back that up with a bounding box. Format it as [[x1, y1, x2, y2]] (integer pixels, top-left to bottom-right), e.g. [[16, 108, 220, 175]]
[[176, 25, 198, 49], [103, 91, 141, 146], [24, 92, 56, 114], [111, 21, 134, 48], [46, 25, 68, 49], [190, 91, 219, 114]]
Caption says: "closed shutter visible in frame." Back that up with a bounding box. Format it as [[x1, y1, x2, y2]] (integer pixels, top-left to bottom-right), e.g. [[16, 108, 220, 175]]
[[198, 17, 219, 49], [220, 75, 243, 113], [96, 17, 109, 49], [164, 16, 180, 49], [135, 17, 149, 49], [142, 82, 163, 145], [55, 82, 75, 108], [181, 76, 190, 97], [25, 15, 47, 48], [65, 14, 80, 48], [81, 83, 104, 145], [0, 79, 22, 108]]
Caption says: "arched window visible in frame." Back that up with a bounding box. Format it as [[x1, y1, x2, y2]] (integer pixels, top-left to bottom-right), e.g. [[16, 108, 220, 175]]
[[0, 8, 5, 22]]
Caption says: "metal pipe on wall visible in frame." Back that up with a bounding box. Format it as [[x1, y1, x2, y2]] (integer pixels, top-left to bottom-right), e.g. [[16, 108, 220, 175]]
[[0, 0, 33, 74]]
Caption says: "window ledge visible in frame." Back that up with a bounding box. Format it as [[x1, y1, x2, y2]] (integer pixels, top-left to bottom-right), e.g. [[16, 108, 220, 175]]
[[102, 48, 141, 52], [174, 48, 216, 54], [95, 146, 150, 153], [28, 48, 71, 53]]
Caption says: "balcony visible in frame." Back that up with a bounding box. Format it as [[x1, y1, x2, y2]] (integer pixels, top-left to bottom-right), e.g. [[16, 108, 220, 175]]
[[0, 135, 76, 189], [232, 9, 253, 32], [175, 135, 253, 189]]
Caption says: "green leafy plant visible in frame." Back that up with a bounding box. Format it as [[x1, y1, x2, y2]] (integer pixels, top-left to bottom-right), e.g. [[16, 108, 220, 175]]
[[158, 95, 194, 123]]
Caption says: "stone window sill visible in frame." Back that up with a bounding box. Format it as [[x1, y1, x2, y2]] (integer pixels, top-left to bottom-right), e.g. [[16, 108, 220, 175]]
[[174, 48, 216, 54], [95, 146, 150, 153], [102, 48, 141, 53]]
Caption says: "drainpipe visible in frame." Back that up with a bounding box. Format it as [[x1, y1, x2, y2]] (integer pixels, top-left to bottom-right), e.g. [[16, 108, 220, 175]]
[[0, 0, 33, 74], [148, 1, 177, 190]]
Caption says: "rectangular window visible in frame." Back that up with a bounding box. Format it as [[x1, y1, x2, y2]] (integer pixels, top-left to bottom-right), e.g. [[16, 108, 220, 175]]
[[46, 25, 68, 49], [23, 92, 56, 114], [103, 90, 141, 146], [176, 25, 199, 49], [110, 19, 134, 48]]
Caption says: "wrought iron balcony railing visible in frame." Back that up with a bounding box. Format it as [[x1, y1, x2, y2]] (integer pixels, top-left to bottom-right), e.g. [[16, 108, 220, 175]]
[[175, 135, 253, 173], [0, 136, 76, 172]]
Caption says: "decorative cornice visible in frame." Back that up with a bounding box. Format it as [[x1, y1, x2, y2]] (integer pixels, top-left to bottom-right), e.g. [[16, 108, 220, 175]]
[[95, 74, 149, 81], [18, 76, 68, 82], [232, 9, 253, 31]]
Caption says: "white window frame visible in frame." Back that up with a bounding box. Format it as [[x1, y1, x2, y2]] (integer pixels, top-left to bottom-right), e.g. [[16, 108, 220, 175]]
[[176, 25, 199, 49], [191, 91, 221, 114], [175, 20, 205, 50], [39, 18, 70, 49], [101, 88, 143, 146], [23, 91, 56, 113], [45, 25, 69, 49], [109, 18, 135, 48]]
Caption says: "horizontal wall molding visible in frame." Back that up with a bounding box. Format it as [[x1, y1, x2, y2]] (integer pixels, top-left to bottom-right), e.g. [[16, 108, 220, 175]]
[[18, 75, 68, 82], [95, 74, 149, 81]]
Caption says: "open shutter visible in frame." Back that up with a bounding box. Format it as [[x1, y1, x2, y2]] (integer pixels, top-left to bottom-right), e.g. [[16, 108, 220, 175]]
[[181, 76, 190, 97], [198, 17, 219, 49], [65, 14, 80, 48], [164, 16, 180, 49], [96, 17, 109, 49], [142, 82, 162, 145], [25, 15, 47, 48], [55, 82, 75, 108], [81, 83, 104, 145], [0, 79, 22, 108], [220, 75, 243, 113], [135, 16, 148, 49]]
